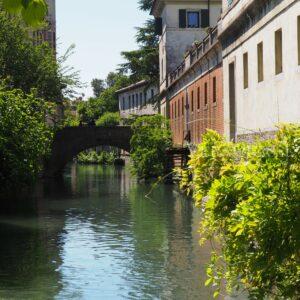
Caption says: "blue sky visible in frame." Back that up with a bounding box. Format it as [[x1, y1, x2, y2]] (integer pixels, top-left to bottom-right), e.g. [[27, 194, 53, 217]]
[[56, 0, 149, 98]]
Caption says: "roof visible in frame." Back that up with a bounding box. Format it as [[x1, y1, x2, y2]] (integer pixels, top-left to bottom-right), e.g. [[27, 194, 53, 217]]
[[115, 80, 148, 95]]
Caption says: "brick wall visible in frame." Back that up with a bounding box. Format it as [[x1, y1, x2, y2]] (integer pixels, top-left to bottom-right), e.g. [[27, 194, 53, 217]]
[[170, 64, 224, 146]]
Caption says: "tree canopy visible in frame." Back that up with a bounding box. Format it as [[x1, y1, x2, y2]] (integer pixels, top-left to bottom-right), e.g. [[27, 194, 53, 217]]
[[1, 0, 47, 26], [0, 12, 63, 102]]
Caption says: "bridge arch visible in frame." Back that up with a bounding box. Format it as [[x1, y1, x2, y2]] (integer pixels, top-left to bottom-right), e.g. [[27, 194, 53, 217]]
[[45, 126, 132, 177]]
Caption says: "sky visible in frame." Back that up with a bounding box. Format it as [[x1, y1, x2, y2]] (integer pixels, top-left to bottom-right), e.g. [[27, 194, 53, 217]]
[[56, 0, 149, 99]]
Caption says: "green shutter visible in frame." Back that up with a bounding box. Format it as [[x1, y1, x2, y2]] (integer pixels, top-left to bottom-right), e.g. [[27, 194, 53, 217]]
[[201, 9, 209, 28], [179, 9, 186, 28]]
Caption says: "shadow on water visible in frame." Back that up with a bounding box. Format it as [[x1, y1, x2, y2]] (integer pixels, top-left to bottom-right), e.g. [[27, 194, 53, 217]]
[[0, 164, 222, 299]]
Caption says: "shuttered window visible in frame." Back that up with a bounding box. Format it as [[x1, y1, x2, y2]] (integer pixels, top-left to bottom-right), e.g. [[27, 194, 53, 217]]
[[257, 42, 264, 82], [275, 29, 283, 74], [179, 10, 186, 28], [243, 52, 249, 89]]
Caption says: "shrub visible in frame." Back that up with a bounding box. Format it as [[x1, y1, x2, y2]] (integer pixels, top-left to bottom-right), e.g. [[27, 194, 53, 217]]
[[130, 115, 172, 179], [77, 151, 116, 165], [96, 112, 120, 127], [0, 86, 54, 188], [181, 125, 300, 299]]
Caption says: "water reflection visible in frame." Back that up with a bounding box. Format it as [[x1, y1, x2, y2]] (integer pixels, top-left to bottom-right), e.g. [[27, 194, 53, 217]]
[[0, 165, 215, 299]]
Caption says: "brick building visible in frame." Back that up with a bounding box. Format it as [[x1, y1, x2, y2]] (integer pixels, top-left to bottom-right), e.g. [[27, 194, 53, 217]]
[[167, 27, 223, 146]]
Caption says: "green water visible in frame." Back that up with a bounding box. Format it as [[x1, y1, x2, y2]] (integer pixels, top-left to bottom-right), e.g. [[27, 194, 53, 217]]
[[0, 165, 215, 300]]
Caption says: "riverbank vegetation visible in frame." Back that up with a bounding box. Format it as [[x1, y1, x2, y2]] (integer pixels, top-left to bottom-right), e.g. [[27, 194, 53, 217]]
[[76, 151, 118, 165], [130, 115, 172, 179], [0, 87, 54, 188], [0, 12, 74, 190], [179, 125, 300, 299]]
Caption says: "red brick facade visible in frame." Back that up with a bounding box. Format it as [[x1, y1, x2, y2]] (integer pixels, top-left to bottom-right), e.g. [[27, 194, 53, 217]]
[[170, 64, 223, 146]]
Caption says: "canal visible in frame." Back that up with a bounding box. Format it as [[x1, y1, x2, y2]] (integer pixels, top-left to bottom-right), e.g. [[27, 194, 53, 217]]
[[0, 164, 215, 299]]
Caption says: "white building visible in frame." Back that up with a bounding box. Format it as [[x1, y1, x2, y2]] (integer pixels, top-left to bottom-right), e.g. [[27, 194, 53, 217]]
[[117, 80, 159, 119], [220, 0, 300, 141], [151, 0, 222, 117]]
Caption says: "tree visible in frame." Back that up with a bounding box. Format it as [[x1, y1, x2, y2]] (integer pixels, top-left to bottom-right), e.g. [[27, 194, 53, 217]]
[[0, 12, 63, 102], [0, 84, 54, 188], [180, 126, 300, 299], [91, 78, 105, 98], [119, 2, 159, 84], [77, 73, 131, 124], [130, 115, 172, 179], [1, 0, 47, 26], [96, 112, 120, 127]]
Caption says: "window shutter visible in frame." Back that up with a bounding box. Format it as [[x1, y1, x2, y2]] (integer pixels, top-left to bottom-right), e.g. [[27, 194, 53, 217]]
[[179, 9, 186, 28], [155, 18, 163, 35], [201, 9, 209, 28]]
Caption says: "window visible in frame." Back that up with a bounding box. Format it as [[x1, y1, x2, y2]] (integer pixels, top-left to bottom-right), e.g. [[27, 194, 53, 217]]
[[298, 16, 300, 65], [144, 92, 147, 105], [257, 42, 264, 82], [136, 94, 139, 107], [129, 95, 131, 109], [132, 94, 135, 108], [187, 12, 199, 28], [213, 77, 217, 103], [243, 52, 249, 89], [204, 82, 208, 106], [122, 97, 125, 110], [197, 87, 200, 109], [151, 89, 155, 99], [191, 91, 194, 112], [182, 97, 184, 116], [179, 10, 205, 29], [175, 101, 177, 118], [275, 29, 283, 74]]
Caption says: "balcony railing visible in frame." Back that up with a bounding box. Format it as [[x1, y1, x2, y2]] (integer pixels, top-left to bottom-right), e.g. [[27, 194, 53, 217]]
[[167, 26, 218, 87]]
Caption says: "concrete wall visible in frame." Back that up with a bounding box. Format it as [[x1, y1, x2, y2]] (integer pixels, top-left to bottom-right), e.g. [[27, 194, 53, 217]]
[[158, 1, 222, 91], [118, 85, 159, 119], [222, 0, 300, 139]]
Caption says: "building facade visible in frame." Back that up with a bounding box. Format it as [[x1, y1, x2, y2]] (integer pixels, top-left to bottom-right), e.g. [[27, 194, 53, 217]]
[[151, 0, 222, 118], [220, 0, 300, 141], [117, 81, 159, 119], [167, 27, 224, 146], [32, 0, 56, 51]]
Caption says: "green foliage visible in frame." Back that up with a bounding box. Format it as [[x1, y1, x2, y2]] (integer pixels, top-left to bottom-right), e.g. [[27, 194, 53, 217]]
[[0, 85, 54, 188], [96, 112, 120, 127], [91, 78, 105, 98], [181, 125, 300, 299], [2, 0, 47, 27], [77, 73, 131, 124], [120, 4, 159, 84], [0, 12, 63, 102], [130, 115, 172, 179], [77, 151, 117, 165]]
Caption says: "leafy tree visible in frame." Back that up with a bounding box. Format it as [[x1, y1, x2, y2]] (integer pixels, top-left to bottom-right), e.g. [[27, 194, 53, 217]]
[[180, 126, 300, 299], [96, 112, 120, 127], [130, 115, 172, 179], [0, 12, 63, 102], [119, 2, 159, 83], [1, 0, 47, 26], [138, 0, 154, 12], [0, 84, 54, 188], [77, 73, 131, 124], [91, 78, 105, 98]]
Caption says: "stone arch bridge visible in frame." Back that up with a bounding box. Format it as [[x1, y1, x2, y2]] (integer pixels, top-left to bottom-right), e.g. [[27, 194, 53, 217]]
[[45, 126, 132, 177]]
